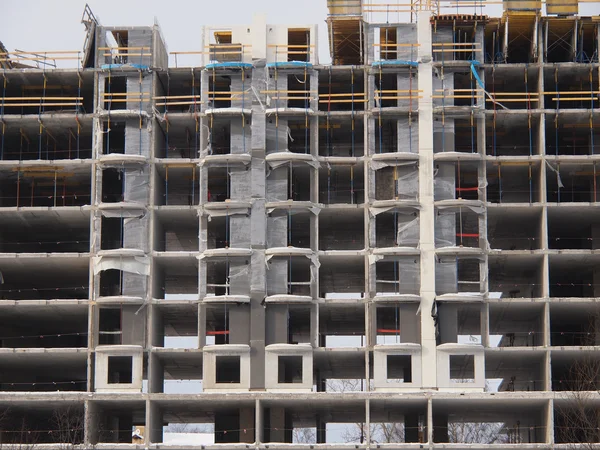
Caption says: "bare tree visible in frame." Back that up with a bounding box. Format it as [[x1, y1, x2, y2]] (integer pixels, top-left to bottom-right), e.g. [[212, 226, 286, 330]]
[[555, 353, 600, 449], [447, 421, 508, 444], [50, 406, 85, 449], [292, 427, 316, 444], [0, 414, 39, 450]]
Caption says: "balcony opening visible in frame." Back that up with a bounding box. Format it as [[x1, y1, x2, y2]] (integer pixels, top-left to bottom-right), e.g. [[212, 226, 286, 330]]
[[555, 402, 600, 445], [318, 70, 366, 113], [207, 216, 230, 249], [375, 257, 420, 295], [209, 118, 231, 155], [90, 401, 146, 444], [375, 210, 419, 248], [375, 72, 397, 108], [486, 114, 540, 156], [107, 356, 133, 384], [387, 355, 412, 383], [288, 28, 310, 62], [100, 269, 123, 297], [319, 117, 365, 155], [157, 165, 199, 206], [101, 217, 124, 250], [102, 168, 124, 203], [380, 27, 397, 60], [543, 67, 599, 110], [319, 209, 363, 250], [375, 118, 398, 153], [320, 163, 365, 204], [278, 356, 303, 383], [205, 305, 231, 345], [320, 256, 365, 299], [207, 167, 230, 202], [156, 212, 199, 252], [485, 352, 544, 392], [436, 256, 482, 295], [489, 255, 543, 298], [376, 165, 418, 201], [488, 207, 541, 250], [547, 163, 596, 203], [0, 168, 91, 207], [435, 207, 480, 248], [437, 303, 481, 345], [215, 356, 240, 383], [267, 256, 311, 296], [550, 304, 599, 346], [287, 74, 310, 109], [103, 76, 127, 111], [489, 303, 543, 347], [487, 162, 541, 203], [99, 308, 122, 345], [549, 257, 594, 298], [318, 304, 365, 348], [208, 74, 232, 109], [485, 67, 538, 109], [155, 257, 199, 300], [207, 260, 230, 296], [376, 304, 420, 344], [449, 354, 474, 383], [546, 114, 600, 155], [268, 210, 311, 248]]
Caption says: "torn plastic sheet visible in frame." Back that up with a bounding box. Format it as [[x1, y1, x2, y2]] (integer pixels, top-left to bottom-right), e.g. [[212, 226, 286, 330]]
[[203, 207, 249, 220], [434, 175, 455, 201], [436, 204, 485, 214], [93, 256, 150, 275], [397, 216, 420, 247], [545, 160, 564, 189], [266, 124, 291, 153], [397, 170, 419, 200], [371, 159, 418, 171], [229, 263, 250, 280], [100, 208, 146, 218], [435, 211, 455, 248], [435, 257, 458, 295], [124, 170, 149, 204], [266, 154, 320, 170], [369, 254, 384, 265], [369, 204, 421, 217], [267, 205, 321, 216]]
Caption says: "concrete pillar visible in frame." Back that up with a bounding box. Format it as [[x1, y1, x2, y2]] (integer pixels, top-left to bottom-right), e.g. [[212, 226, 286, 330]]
[[250, 64, 267, 389], [417, 11, 437, 388]]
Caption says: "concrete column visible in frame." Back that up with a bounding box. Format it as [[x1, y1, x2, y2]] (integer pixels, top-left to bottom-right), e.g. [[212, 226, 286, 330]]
[[417, 11, 437, 388], [250, 64, 267, 389]]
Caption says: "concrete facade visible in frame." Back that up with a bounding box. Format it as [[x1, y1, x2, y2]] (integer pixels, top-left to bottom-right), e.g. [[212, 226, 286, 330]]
[[0, 1, 599, 447]]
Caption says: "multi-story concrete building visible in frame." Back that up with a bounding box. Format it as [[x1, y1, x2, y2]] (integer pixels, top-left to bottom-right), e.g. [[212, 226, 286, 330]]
[[0, 0, 599, 447]]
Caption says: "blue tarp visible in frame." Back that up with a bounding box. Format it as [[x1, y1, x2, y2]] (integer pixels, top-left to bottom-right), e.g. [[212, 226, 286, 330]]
[[372, 60, 418, 67], [266, 61, 313, 69], [101, 64, 149, 70], [468, 60, 484, 89], [205, 62, 253, 69]]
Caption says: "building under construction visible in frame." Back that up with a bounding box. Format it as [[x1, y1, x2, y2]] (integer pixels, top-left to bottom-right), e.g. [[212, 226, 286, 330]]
[[0, 0, 599, 447]]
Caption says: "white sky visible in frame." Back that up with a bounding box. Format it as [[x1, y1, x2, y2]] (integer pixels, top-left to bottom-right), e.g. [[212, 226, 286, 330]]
[[0, 0, 332, 64], [2, 1, 598, 68]]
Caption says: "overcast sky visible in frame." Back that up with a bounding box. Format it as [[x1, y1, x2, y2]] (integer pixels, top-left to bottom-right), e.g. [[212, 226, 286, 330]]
[[0, 0, 332, 65], [3, 1, 598, 69]]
